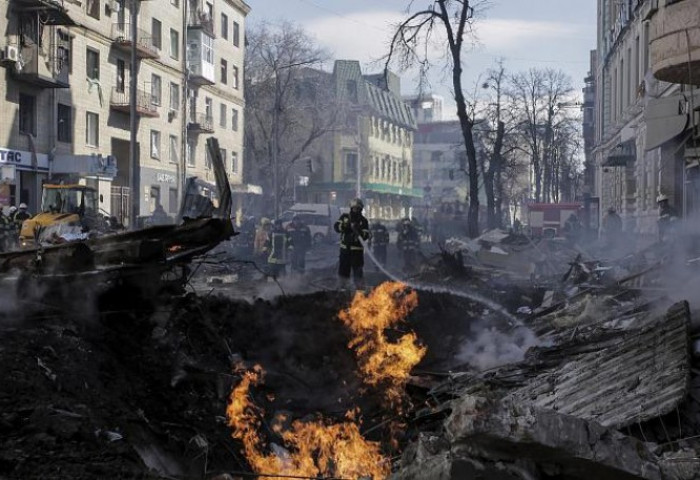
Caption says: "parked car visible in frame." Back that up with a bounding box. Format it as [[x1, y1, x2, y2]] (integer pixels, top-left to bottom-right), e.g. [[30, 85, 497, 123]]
[[279, 203, 341, 244]]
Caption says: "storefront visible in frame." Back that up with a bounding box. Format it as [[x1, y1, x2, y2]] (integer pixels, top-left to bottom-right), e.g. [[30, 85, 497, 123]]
[[52, 154, 118, 216], [0, 147, 50, 213], [140, 166, 180, 219]]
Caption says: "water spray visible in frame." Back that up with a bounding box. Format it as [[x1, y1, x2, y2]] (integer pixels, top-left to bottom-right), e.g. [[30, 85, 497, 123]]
[[358, 237, 520, 325]]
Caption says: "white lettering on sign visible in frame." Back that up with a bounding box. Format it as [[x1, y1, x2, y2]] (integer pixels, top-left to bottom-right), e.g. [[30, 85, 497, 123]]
[[0, 148, 49, 169], [156, 172, 176, 183]]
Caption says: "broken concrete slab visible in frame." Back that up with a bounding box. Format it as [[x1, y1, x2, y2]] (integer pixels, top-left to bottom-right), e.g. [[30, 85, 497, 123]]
[[445, 395, 662, 480]]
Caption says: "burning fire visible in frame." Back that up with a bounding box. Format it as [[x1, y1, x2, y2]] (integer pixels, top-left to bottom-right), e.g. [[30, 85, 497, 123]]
[[226, 365, 390, 479], [338, 282, 426, 409]]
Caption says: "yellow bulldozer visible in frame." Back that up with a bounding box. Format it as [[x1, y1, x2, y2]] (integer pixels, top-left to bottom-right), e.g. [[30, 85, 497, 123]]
[[19, 184, 101, 248]]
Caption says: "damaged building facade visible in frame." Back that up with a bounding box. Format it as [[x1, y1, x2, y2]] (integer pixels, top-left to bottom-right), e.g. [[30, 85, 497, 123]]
[[594, 0, 700, 236], [0, 0, 251, 223]]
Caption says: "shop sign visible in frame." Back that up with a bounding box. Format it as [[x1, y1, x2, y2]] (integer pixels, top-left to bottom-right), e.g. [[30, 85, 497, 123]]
[[0, 148, 49, 170], [156, 172, 176, 184]]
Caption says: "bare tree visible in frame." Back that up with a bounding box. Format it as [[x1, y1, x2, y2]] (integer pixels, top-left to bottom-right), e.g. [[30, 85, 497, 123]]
[[386, 0, 481, 237], [509, 67, 578, 203], [244, 22, 338, 217]]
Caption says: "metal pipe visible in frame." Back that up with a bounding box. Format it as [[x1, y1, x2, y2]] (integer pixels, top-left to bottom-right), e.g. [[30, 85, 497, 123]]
[[129, 0, 139, 229]]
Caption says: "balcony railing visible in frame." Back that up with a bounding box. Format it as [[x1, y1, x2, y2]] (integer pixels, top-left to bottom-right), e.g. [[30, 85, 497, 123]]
[[110, 87, 159, 117], [111, 23, 159, 59], [187, 2, 215, 37], [13, 0, 74, 25], [13, 42, 69, 88], [187, 112, 214, 134]]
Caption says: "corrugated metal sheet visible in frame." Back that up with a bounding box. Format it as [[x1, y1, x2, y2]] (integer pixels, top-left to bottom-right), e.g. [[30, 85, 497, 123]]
[[507, 302, 690, 429]]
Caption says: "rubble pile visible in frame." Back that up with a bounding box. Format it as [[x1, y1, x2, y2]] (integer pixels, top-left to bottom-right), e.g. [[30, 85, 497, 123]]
[[0, 285, 502, 479]]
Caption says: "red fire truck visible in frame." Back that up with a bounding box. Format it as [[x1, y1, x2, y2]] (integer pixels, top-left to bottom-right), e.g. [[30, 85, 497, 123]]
[[526, 203, 583, 237]]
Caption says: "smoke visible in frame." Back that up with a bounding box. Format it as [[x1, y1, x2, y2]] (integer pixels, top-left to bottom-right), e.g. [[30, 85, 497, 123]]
[[455, 322, 541, 371]]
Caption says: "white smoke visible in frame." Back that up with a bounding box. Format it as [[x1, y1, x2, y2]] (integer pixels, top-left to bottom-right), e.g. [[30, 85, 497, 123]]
[[455, 323, 541, 371]]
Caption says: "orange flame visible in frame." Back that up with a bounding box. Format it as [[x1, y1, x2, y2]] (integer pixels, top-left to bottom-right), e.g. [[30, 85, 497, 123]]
[[226, 365, 390, 480], [338, 282, 426, 409]]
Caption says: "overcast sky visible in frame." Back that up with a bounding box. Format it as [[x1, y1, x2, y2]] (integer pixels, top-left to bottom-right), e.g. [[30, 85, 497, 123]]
[[246, 0, 596, 116]]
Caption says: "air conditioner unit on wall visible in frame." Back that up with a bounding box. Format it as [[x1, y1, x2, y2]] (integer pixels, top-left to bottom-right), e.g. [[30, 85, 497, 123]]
[[1, 45, 18, 63]]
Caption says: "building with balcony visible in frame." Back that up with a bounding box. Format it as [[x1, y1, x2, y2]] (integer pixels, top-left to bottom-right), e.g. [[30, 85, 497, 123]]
[[0, 0, 250, 224], [300, 61, 420, 221], [592, 0, 689, 237]]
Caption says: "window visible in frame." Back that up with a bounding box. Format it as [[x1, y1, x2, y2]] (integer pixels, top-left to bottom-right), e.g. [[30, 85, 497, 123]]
[[86, 48, 99, 80], [170, 29, 179, 60], [221, 13, 228, 39], [233, 21, 240, 47], [57, 104, 72, 143], [116, 59, 125, 93], [19, 94, 36, 135], [220, 103, 227, 128], [205, 2, 213, 19], [220, 148, 227, 171], [86, 111, 99, 147], [152, 18, 162, 50], [187, 141, 195, 167], [202, 34, 214, 65], [220, 59, 228, 84], [231, 151, 238, 174], [169, 82, 179, 111], [345, 152, 358, 175], [86, 0, 99, 19], [150, 130, 161, 159], [205, 146, 212, 169], [57, 29, 72, 74], [232, 65, 239, 89], [205, 97, 213, 119], [169, 135, 178, 164], [151, 74, 162, 105], [169, 188, 178, 214], [232, 108, 239, 131]]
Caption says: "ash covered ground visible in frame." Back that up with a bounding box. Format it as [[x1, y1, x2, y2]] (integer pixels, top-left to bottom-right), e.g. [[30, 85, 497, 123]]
[[0, 265, 523, 479]]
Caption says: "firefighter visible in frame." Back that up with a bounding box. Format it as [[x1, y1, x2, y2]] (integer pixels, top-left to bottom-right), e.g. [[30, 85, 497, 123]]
[[253, 217, 272, 264], [286, 215, 311, 274], [601, 207, 623, 248], [657, 194, 679, 242], [0, 206, 11, 252], [14, 203, 31, 224], [334, 198, 370, 289], [267, 219, 290, 279], [396, 217, 421, 272], [562, 213, 582, 243], [369, 220, 389, 267]]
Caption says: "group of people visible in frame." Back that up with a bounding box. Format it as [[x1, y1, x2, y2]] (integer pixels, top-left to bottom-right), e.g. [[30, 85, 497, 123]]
[[0, 203, 31, 251], [251, 215, 313, 280]]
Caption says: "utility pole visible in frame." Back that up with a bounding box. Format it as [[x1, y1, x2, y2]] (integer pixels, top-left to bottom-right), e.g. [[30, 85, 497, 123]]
[[272, 74, 281, 220], [129, 0, 139, 229]]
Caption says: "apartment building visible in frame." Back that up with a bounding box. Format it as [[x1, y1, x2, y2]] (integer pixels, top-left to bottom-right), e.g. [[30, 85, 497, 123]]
[[594, 0, 700, 236], [0, 0, 249, 224], [300, 61, 421, 221]]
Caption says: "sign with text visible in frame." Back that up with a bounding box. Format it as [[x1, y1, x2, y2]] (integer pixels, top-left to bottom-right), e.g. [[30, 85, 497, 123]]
[[0, 148, 49, 170]]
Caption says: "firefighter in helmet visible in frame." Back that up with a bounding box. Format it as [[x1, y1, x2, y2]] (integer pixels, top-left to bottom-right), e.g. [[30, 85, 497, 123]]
[[334, 198, 370, 289], [396, 217, 421, 272]]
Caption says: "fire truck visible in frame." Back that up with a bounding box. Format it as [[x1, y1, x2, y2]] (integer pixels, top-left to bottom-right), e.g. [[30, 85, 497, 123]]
[[525, 203, 583, 237]]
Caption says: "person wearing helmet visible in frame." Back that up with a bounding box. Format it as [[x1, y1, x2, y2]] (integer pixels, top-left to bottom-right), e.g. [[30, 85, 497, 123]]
[[396, 217, 420, 272], [266, 218, 291, 279], [0, 205, 10, 252], [254, 217, 273, 263], [369, 220, 390, 267], [286, 215, 311, 274], [657, 193, 678, 242], [601, 207, 622, 248], [334, 198, 370, 289], [12, 203, 31, 233]]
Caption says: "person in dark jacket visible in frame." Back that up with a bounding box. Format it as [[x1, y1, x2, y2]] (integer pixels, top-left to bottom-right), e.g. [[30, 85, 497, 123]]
[[333, 198, 370, 289], [286, 215, 312, 274], [266, 219, 291, 280], [396, 217, 421, 272], [369, 221, 390, 267], [657, 194, 679, 242]]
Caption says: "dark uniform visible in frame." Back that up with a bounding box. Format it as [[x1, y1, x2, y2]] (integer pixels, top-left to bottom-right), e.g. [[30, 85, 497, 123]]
[[657, 195, 679, 242], [396, 218, 420, 272], [369, 222, 389, 266], [267, 220, 291, 279], [0, 210, 11, 252], [334, 199, 370, 288], [286, 216, 312, 274]]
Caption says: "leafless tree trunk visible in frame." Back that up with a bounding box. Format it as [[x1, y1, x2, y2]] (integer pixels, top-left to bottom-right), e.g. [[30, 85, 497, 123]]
[[386, 0, 481, 237]]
